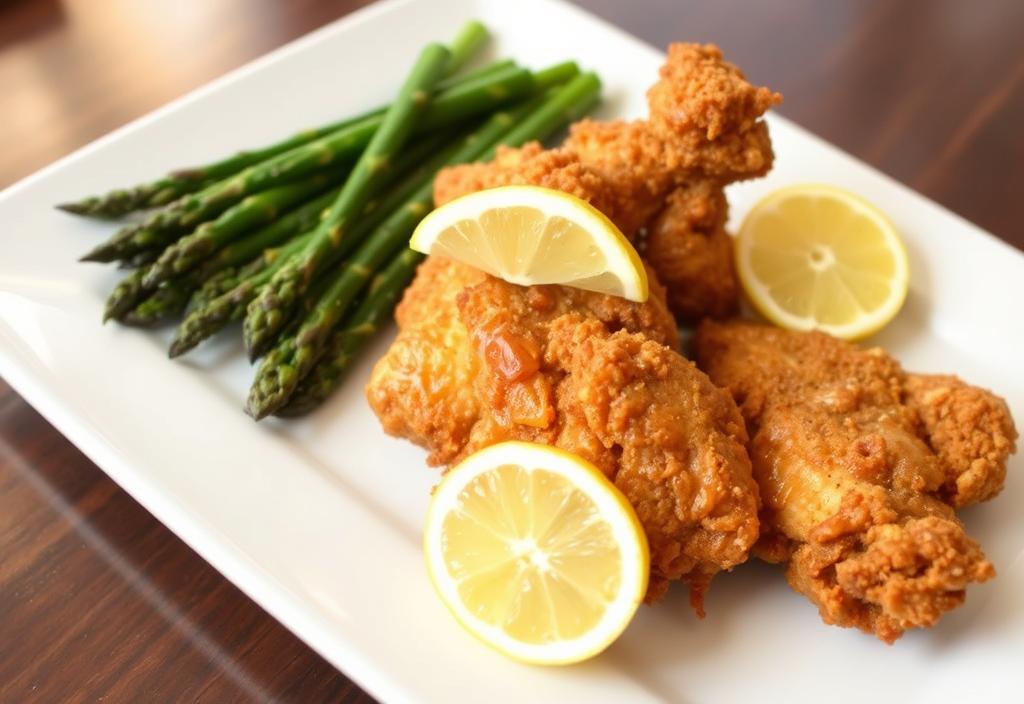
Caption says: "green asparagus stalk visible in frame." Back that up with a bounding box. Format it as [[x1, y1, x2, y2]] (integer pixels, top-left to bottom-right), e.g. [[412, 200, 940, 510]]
[[275, 248, 424, 416], [242, 43, 453, 359], [140, 172, 340, 287], [120, 279, 194, 326], [186, 249, 280, 314], [141, 130, 451, 288], [57, 22, 493, 219], [78, 165, 348, 264], [55, 178, 214, 220], [191, 185, 340, 274], [167, 124, 458, 356], [167, 234, 346, 358], [104, 187, 334, 323], [57, 61, 511, 222], [444, 20, 489, 75], [480, 71, 603, 158], [531, 61, 581, 91], [79, 66, 533, 264], [103, 268, 150, 322]]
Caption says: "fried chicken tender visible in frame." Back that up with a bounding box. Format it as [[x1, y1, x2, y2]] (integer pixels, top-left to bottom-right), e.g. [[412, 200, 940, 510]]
[[368, 257, 485, 462], [367, 259, 760, 607], [692, 320, 1017, 642], [643, 181, 737, 320], [433, 43, 781, 322]]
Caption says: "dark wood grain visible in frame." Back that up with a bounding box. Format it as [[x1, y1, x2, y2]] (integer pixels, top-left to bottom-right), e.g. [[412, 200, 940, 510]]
[[1, 0, 1021, 701]]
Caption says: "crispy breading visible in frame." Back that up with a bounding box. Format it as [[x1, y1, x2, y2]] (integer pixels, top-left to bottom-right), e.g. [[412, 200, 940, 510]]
[[367, 257, 485, 464], [646, 44, 781, 143], [643, 181, 737, 321], [904, 374, 1017, 506], [368, 257, 679, 467], [692, 320, 1016, 642], [432, 42, 780, 321], [366, 262, 761, 606], [543, 317, 759, 607]]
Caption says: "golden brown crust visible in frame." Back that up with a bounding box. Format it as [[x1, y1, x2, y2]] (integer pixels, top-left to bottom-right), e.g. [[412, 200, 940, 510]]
[[366, 258, 485, 465], [543, 317, 759, 608], [643, 181, 738, 321], [692, 320, 1015, 642], [904, 374, 1017, 507], [646, 43, 782, 142], [788, 517, 994, 644]]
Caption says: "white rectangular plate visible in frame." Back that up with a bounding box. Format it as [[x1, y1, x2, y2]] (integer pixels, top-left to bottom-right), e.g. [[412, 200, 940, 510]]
[[2, 0, 1022, 701]]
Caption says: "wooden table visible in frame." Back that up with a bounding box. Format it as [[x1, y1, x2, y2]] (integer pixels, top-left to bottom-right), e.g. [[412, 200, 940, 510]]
[[2, 0, 1022, 701]]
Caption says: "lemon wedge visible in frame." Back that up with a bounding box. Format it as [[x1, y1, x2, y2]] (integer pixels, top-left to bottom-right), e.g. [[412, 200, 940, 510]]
[[736, 184, 909, 339], [410, 185, 648, 301], [424, 441, 649, 665]]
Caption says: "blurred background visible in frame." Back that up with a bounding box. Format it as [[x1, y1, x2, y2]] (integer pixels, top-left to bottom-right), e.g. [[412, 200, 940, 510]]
[[4, 0, 1022, 239], [2, 1, 1021, 702]]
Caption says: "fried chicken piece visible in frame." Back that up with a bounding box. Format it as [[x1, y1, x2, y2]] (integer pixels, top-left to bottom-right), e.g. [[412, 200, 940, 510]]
[[367, 260, 760, 606], [369, 257, 485, 463], [433, 43, 780, 321], [646, 44, 780, 145], [692, 320, 1017, 642], [368, 256, 677, 466], [643, 180, 737, 320]]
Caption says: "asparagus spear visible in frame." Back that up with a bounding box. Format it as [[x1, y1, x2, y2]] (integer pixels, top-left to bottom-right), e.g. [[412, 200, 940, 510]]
[[275, 248, 424, 416], [120, 279, 194, 327], [190, 184, 340, 276], [168, 125, 458, 356], [55, 63, 512, 221], [186, 253, 277, 315], [140, 130, 451, 288], [444, 20, 489, 75], [79, 65, 533, 264], [242, 43, 453, 359], [77, 164, 348, 264], [104, 188, 334, 323], [56, 22, 493, 219], [55, 177, 212, 219], [139, 172, 340, 287], [103, 268, 151, 322]]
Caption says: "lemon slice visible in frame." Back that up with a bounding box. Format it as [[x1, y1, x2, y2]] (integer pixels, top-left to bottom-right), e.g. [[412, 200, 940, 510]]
[[424, 441, 649, 665], [410, 185, 648, 302], [736, 184, 909, 339]]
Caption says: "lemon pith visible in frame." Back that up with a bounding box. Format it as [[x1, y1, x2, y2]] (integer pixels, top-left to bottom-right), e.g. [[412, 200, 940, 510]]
[[736, 184, 908, 339], [424, 441, 649, 665], [410, 185, 648, 302]]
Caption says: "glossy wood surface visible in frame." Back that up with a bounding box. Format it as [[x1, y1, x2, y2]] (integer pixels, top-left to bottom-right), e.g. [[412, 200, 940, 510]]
[[2, 0, 1022, 701]]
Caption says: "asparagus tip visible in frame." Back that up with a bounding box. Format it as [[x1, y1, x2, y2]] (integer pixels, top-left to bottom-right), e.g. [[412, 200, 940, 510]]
[[80, 247, 112, 263], [168, 167, 204, 181], [56, 202, 87, 215], [244, 399, 270, 421]]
